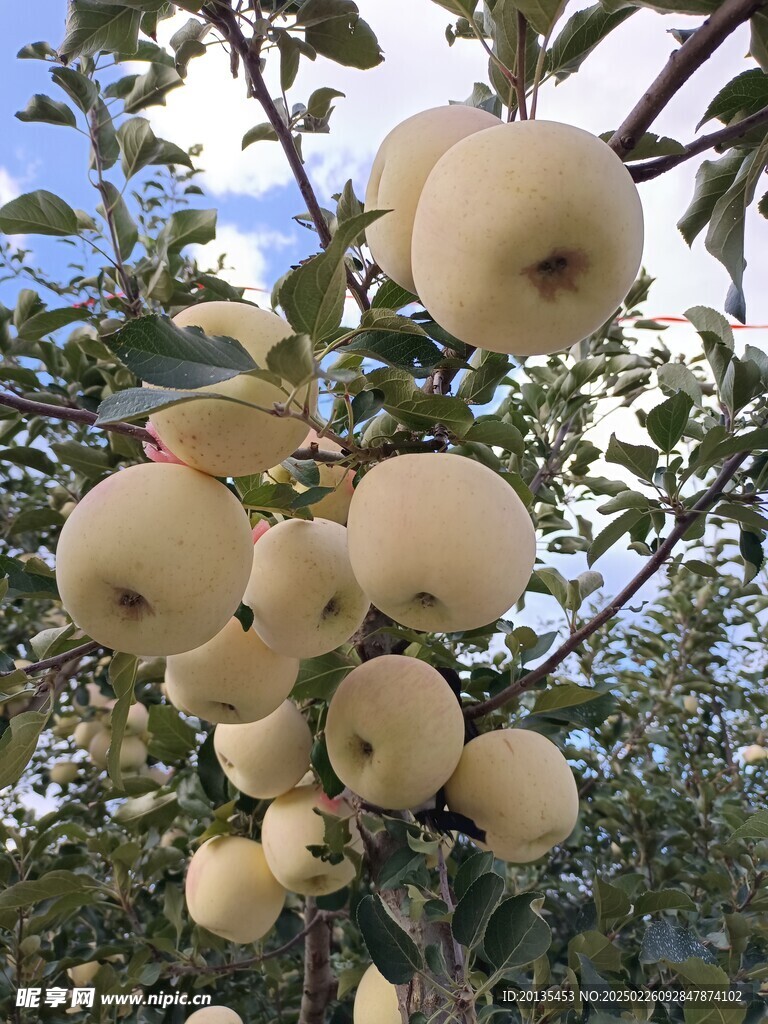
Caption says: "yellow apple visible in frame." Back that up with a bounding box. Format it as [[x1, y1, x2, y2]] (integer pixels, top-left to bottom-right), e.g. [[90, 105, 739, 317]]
[[743, 744, 767, 765], [88, 731, 147, 771], [271, 429, 355, 525], [148, 301, 316, 477], [354, 964, 400, 1024], [411, 120, 644, 355], [55, 463, 253, 656], [165, 617, 299, 724], [244, 518, 369, 658], [52, 713, 80, 738], [160, 828, 185, 848], [75, 682, 114, 710], [346, 453, 535, 631], [73, 720, 105, 750], [444, 729, 579, 862], [325, 655, 465, 809], [261, 784, 362, 896], [365, 105, 501, 292], [185, 1008, 243, 1024], [185, 835, 285, 943], [50, 761, 79, 785], [214, 701, 312, 798], [682, 695, 699, 715], [107, 701, 149, 737]]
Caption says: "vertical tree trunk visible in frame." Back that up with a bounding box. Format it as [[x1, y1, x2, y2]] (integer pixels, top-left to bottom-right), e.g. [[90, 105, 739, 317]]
[[299, 898, 336, 1024]]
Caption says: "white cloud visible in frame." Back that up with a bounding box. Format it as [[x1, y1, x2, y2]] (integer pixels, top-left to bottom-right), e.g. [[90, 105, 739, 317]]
[[190, 222, 294, 293], [0, 166, 21, 205]]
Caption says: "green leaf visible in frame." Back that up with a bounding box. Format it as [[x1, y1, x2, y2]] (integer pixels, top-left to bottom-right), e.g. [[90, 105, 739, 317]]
[[159, 208, 217, 253], [605, 434, 658, 481], [266, 334, 315, 386], [306, 87, 345, 118], [371, 278, 417, 311], [646, 392, 693, 452], [464, 420, 523, 454], [96, 387, 238, 425], [50, 441, 111, 478], [117, 117, 190, 179], [533, 684, 604, 714], [123, 63, 183, 113], [89, 98, 119, 170], [0, 870, 104, 910], [513, 0, 565, 36], [385, 392, 474, 437], [483, 893, 552, 971], [639, 920, 715, 965], [50, 67, 99, 113], [106, 653, 138, 790], [588, 509, 644, 567], [60, 1, 141, 60], [721, 357, 762, 415], [0, 447, 56, 474], [536, 566, 569, 607], [0, 710, 50, 791], [311, 734, 345, 798], [452, 872, 505, 949], [678, 152, 746, 247], [350, 389, 384, 424], [609, 132, 684, 161], [291, 651, 356, 701], [548, 4, 634, 81], [16, 94, 76, 128], [739, 528, 764, 584], [729, 809, 768, 840], [16, 307, 90, 341], [595, 878, 631, 929], [298, 0, 384, 70], [698, 69, 768, 128], [356, 893, 423, 984], [633, 889, 696, 916], [344, 311, 443, 376], [752, 10, 768, 73], [147, 705, 197, 761], [97, 181, 137, 261], [657, 363, 703, 405], [454, 851, 498, 900], [242, 122, 279, 149], [106, 313, 256, 387], [0, 190, 78, 237], [456, 351, 512, 405], [0, 555, 59, 599]]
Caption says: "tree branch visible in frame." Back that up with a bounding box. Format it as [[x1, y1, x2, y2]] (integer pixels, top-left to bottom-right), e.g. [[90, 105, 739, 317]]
[[608, 0, 767, 160], [201, 1, 370, 311], [515, 12, 529, 121], [465, 445, 754, 719], [529, 416, 575, 495], [629, 104, 768, 182], [0, 390, 154, 443], [1, 642, 101, 679], [299, 897, 337, 1024]]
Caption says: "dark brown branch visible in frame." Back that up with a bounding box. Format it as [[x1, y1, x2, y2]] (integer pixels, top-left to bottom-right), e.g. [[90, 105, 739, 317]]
[[299, 898, 337, 1024], [629, 104, 768, 182], [0, 390, 153, 443], [515, 12, 529, 121], [201, 1, 370, 311], [465, 445, 754, 719], [608, 0, 767, 159], [1, 642, 101, 679]]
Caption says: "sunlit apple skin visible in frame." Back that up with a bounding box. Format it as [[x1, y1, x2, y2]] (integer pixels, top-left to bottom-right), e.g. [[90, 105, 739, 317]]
[[185, 1009, 244, 1024], [55, 463, 253, 657], [365, 105, 501, 293], [214, 701, 312, 798], [325, 655, 465, 810], [743, 744, 768, 764], [148, 301, 316, 477], [354, 964, 400, 1024], [88, 731, 147, 771], [244, 518, 369, 658], [185, 835, 285, 944], [165, 617, 299, 725], [261, 784, 363, 896], [73, 720, 105, 750], [346, 453, 535, 632], [50, 762, 79, 785], [411, 120, 644, 356], [444, 729, 579, 862]]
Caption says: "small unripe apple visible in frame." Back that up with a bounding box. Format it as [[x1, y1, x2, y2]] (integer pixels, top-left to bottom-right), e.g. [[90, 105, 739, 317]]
[[347, 453, 535, 632], [165, 617, 299, 724], [50, 761, 79, 785], [107, 701, 149, 737], [261, 784, 363, 896], [214, 701, 312, 798], [365, 105, 501, 292], [411, 120, 644, 355], [148, 301, 317, 477], [244, 517, 369, 658], [88, 731, 147, 771], [325, 655, 465, 810], [185, 1008, 243, 1024], [353, 963, 400, 1024], [73, 720, 105, 750], [683, 695, 699, 715], [445, 729, 579, 862], [55, 463, 253, 657], [743, 744, 767, 765], [185, 835, 285, 944]]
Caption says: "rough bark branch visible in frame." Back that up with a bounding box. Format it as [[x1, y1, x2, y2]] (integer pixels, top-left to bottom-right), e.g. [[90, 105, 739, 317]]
[[608, 0, 767, 160], [465, 445, 754, 720], [0, 390, 154, 443], [299, 897, 337, 1024], [629, 104, 768, 182], [1, 641, 101, 680]]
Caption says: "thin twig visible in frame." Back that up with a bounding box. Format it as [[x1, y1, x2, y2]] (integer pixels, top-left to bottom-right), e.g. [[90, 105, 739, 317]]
[[529, 416, 575, 495], [515, 12, 529, 120], [0, 390, 154, 443], [1, 641, 101, 679], [629, 104, 768, 182], [608, 0, 767, 159], [465, 445, 755, 719]]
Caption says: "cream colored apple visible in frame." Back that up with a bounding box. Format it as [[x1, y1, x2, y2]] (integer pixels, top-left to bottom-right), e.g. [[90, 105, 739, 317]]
[[411, 120, 644, 355], [185, 835, 285, 943], [165, 617, 299, 724], [185, 1008, 243, 1024], [52, 713, 80, 738], [244, 518, 369, 658], [88, 731, 147, 771], [148, 301, 316, 477], [50, 761, 79, 785], [73, 720, 105, 750], [347, 453, 535, 632], [683, 695, 699, 715], [271, 429, 355, 524], [75, 682, 114, 710], [354, 964, 400, 1024], [325, 655, 465, 810], [55, 463, 253, 657], [214, 701, 312, 798], [365, 105, 501, 292], [743, 744, 768, 765], [444, 729, 579, 862], [106, 701, 149, 737], [261, 784, 362, 896]]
